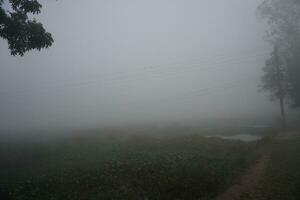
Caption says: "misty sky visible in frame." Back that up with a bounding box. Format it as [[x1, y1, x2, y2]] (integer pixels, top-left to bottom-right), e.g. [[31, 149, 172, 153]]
[[0, 0, 281, 131]]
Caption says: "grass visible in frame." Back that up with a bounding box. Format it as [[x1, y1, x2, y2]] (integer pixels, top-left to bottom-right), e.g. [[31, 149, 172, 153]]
[[255, 136, 300, 200], [0, 133, 259, 200]]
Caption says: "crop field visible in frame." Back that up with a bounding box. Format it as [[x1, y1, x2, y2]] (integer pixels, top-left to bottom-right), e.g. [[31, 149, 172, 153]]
[[0, 133, 259, 200]]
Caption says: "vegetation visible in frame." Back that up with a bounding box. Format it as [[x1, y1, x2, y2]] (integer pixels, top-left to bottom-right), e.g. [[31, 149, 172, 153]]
[[256, 136, 300, 200], [259, 0, 300, 108], [0, 133, 258, 200], [0, 0, 53, 56]]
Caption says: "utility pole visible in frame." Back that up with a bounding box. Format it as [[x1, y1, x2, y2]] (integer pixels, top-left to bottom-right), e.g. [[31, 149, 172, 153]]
[[274, 44, 287, 130]]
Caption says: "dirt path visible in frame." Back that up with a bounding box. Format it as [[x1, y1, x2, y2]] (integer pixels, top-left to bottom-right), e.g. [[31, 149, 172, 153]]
[[215, 154, 270, 200]]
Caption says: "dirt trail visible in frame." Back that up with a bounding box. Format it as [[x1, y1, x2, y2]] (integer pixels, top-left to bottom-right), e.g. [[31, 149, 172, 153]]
[[215, 154, 270, 200]]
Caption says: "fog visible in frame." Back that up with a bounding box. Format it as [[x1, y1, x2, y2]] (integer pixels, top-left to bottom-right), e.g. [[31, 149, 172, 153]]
[[0, 0, 280, 132]]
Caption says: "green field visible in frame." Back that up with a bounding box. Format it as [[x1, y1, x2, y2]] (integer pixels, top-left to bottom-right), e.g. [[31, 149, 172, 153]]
[[255, 136, 300, 200], [0, 133, 259, 200]]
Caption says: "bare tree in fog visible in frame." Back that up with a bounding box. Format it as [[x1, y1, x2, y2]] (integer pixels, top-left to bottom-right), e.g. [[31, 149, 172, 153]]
[[0, 0, 53, 56], [259, 0, 300, 128]]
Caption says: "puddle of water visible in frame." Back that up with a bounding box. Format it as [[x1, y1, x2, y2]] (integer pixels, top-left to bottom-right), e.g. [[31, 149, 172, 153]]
[[206, 134, 262, 142]]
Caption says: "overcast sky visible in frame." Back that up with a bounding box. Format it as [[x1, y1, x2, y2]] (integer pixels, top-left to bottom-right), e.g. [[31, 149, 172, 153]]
[[0, 0, 281, 132]]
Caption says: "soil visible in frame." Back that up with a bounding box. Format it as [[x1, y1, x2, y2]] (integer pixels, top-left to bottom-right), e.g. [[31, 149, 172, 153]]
[[215, 154, 270, 200]]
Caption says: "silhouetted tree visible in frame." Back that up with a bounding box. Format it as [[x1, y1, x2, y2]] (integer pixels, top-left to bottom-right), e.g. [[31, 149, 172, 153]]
[[261, 44, 288, 128], [259, 0, 300, 125], [0, 0, 53, 56]]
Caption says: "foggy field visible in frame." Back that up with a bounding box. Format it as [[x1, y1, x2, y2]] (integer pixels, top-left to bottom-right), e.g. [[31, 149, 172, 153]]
[[256, 137, 300, 200], [1, 0, 300, 199], [0, 132, 259, 200]]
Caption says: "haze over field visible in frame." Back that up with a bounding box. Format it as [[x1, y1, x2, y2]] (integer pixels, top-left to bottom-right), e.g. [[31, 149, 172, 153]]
[[0, 0, 283, 132], [2, 1, 300, 200]]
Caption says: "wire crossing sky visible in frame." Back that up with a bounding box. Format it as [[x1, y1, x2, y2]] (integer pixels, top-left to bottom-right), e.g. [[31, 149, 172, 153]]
[[0, 0, 281, 132]]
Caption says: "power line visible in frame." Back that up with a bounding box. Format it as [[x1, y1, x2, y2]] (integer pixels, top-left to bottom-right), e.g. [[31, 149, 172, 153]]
[[3, 74, 255, 110], [1, 52, 267, 99], [85, 77, 256, 117], [116, 76, 254, 108]]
